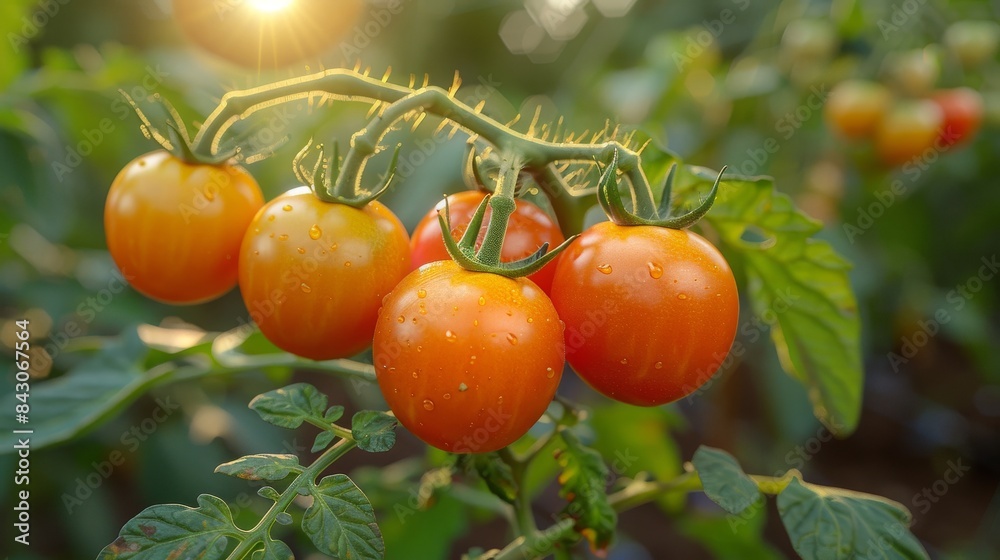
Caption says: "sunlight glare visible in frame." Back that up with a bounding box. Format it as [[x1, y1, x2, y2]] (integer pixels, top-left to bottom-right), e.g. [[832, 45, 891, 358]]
[[248, 0, 294, 13]]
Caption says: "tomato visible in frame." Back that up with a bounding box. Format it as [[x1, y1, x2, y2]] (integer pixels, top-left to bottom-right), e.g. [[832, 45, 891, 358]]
[[824, 80, 892, 139], [931, 88, 984, 147], [944, 21, 1000, 68], [105, 150, 263, 304], [550, 223, 738, 406], [373, 260, 564, 453], [409, 191, 565, 294], [239, 187, 410, 360], [874, 100, 944, 167], [781, 19, 838, 63], [172, 0, 365, 69], [885, 49, 939, 96]]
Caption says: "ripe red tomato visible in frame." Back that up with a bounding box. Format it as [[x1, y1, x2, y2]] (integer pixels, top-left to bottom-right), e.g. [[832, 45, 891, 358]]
[[931, 88, 984, 147], [874, 100, 944, 167], [409, 191, 565, 294], [550, 223, 738, 406], [172, 0, 365, 69], [824, 80, 891, 139], [373, 260, 564, 453], [239, 187, 410, 360], [105, 150, 263, 304]]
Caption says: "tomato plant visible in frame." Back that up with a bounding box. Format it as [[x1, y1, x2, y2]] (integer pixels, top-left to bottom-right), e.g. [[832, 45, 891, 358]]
[[239, 186, 410, 360], [551, 222, 738, 406], [824, 80, 892, 140], [874, 99, 944, 166], [409, 190, 565, 293], [104, 150, 264, 304], [931, 87, 984, 147], [372, 260, 564, 452]]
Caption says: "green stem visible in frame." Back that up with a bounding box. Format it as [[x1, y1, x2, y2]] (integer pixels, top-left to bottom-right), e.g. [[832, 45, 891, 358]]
[[475, 152, 522, 266], [228, 438, 357, 559], [498, 447, 537, 536], [530, 164, 595, 236]]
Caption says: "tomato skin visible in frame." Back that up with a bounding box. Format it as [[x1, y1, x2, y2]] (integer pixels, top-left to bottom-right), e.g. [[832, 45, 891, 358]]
[[931, 88, 984, 147], [373, 261, 564, 453], [825, 80, 892, 139], [409, 191, 565, 294], [104, 150, 263, 304], [874, 100, 944, 167], [239, 187, 410, 360], [550, 223, 738, 407]]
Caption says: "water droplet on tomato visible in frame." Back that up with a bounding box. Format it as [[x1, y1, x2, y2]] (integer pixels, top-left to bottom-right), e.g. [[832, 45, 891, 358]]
[[205, 190, 215, 201], [416, 345, 422, 352], [647, 262, 663, 279], [419, 304, 427, 315], [620, 357, 628, 365], [417, 289, 427, 298], [597, 264, 613, 274], [253, 250, 259, 256], [344, 261, 352, 267], [459, 382, 468, 392], [396, 315, 405, 323], [297, 247, 306, 254], [278, 234, 288, 241], [330, 243, 338, 251], [282, 204, 292, 212], [269, 232, 275, 238], [412, 371, 419, 378], [546, 367, 555, 378], [300, 283, 311, 293], [654, 361, 663, 369], [526, 317, 534, 323], [443, 393, 451, 400], [478, 296, 486, 306], [254, 227, 260, 234], [473, 319, 479, 327], [506, 333, 518, 345], [497, 396, 504, 405], [309, 225, 322, 239], [677, 293, 688, 300], [445, 330, 458, 342], [267, 215, 275, 222], [422, 399, 435, 411]]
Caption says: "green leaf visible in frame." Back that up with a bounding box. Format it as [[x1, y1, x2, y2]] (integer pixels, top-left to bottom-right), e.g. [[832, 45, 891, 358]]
[[777, 478, 929, 560], [313, 430, 336, 453], [554, 430, 617, 552], [214, 454, 303, 481], [676, 166, 862, 435], [302, 474, 384, 560], [249, 383, 327, 429], [258, 486, 281, 501], [325, 405, 346, 422], [459, 452, 517, 504], [691, 446, 763, 515], [352, 411, 398, 453], [253, 537, 294, 560], [676, 504, 782, 560], [98, 494, 241, 559]]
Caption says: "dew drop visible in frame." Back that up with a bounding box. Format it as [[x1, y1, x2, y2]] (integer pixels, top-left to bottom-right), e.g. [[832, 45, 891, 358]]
[[396, 315, 405, 324], [412, 371, 419, 379], [443, 393, 451, 400], [205, 190, 215, 201], [647, 262, 663, 279], [505, 310, 513, 316], [416, 345, 423, 352], [344, 261, 352, 267], [459, 382, 469, 392], [546, 367, 555, 379], [330, 243, 338, 251], [478, 296, 486, 306], [269, 232, 275, 238], [496, 396, 504, 405], [506, 333, 518, 345], [267, 215, 275, 222], [300, 283, 312, 293], [422, 399, 435, 411], [445, 330, 458, 342], [297, 247, 306, 254], [419, 304, 427, 315], [597, 263, 613, 275], [277, 234, 288, 241], [620, 357, 628, 365], [417, 289, 427, 298], [412, 317, 418, 324], [654, 361, 664, 369], [309, 225, 322, 239], [282, 204, 293, 212], [254, 227, 260, 234], [677, 293, 688, 300]]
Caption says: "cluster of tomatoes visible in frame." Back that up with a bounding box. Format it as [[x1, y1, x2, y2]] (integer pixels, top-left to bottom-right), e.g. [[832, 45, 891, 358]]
[[104, 150, 739, 453]]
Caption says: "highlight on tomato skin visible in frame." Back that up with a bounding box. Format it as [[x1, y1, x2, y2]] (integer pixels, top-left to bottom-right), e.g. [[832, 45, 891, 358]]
[[931, 87, 984, 148], [238, 186, 411, 361], [550, 223, 739, 407], [874, 99, 945, 168], [409, 190, 565, 295], [104, 150, 264, 305], [372, 260, 564, 453]]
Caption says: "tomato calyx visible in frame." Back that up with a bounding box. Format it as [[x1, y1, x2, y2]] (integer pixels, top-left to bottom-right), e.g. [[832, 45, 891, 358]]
[[291, 138, 402, 208], [597, 149, 724, 229], [438, 150, 577, 278]]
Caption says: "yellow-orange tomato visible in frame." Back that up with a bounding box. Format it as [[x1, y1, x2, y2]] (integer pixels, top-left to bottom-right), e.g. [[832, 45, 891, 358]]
[[105, 150, 263, 304], [239, 187, 410, 360], [173, 0, 366, 69], [825, 80, 892, 139], [551, 223, 739, 406], [373, 261, 564, 453], [875, 100, 944, 167]]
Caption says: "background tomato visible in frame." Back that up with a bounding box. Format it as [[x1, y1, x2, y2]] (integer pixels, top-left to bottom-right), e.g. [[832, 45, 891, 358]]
[[874, 99, 944, 167], [239, 187, 410, 360], [824, 80, 892, 139], [104, 150, 263, 304], [550, 223, 738, 406], [944, 20, 1000, 68], [373, 260, 564, 453], [172, 0, 365, 69], [932, 87, 984, 147], [409, 191, 565, 294]]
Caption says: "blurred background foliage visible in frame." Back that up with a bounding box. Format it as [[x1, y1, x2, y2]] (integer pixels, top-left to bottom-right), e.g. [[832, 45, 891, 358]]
[[0, 0, 999, 558]]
